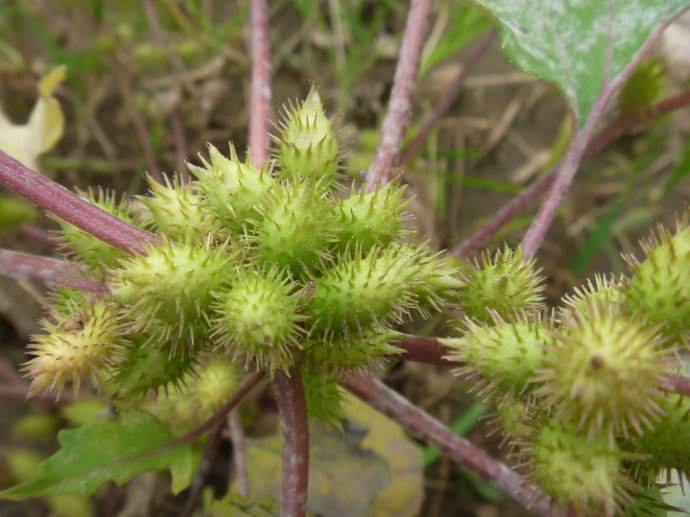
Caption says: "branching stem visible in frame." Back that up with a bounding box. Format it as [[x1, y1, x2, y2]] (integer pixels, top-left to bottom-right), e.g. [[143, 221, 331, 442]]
[[365, 0, 436, 191], [342, 372, 551, 515], [0, 248, 108, 294], [0, 152, 157, 255], [248, 0, 272, 167], [273, 368, 309, 517]]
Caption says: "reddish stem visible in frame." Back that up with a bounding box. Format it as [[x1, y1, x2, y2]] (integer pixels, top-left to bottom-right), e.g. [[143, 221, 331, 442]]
[[248, 0, 271, 168], [342, 372, 551, 515], [0, 152, 157, 255], [365, 0, 436, 191], [0, 248, 108, 294], [394, 335, 458, 366], [273, 368, 309, 517], [660, 373, 690, 398], [18, 223, 61, 248], [451, 86, 690, 258], [521, 13, 683, 258], [400, 27, 498, 167]]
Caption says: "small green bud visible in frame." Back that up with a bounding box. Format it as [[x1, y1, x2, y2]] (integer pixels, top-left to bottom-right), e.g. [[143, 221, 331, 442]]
[[55, 188, 135, 271], [535, 301, 672, 441], [561, 274, 625, 320], [306, 245, 423, 336], [188, 144, 274, 235], [443, 314, 550, 399], [456, 246, 545, 323], [626, 218, 690, 345], [192, 356, 239, 416], [11, 413, 59, 442], [277, 88, 339, 184], [253, 179, 334, 277], [211, 267, 303, 372], [132, 43, 168, 72], [625, 395, 690, 486], [24, 302, 124, 396], [175, 39, 206, 64], [110, 237, 236, 352], [333, 182, 409, 252], [138, 174, 213, 240], [531, 423, 631, 515]]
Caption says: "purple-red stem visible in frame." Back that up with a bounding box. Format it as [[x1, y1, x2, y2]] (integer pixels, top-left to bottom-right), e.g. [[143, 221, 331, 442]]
[[0, 152, 157, 255], [365, 0, 436, 191], [399, 27, 498, 167], [273, 368, 309, 517], [342, 372, 551, 515], [0, 248, 108, 294], [451, 86, 690, 258], [520, 13, 684, 258], [248, 0, 271, 168], [18, 224, 61, 248]]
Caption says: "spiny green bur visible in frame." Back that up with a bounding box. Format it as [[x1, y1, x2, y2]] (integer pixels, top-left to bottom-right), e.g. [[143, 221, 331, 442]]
[[110, 237, 235, 353], [536, 301, 669, 441], [188, 144, 273, 235], [211, 267, 303, 371], [55, 189, 135, 271], [25, 302, 124, 396], [456, 246, 544, 323], [625, 220, 690, 345], [138, 174, 213, 240], [333, 183, 409, 252], [443, 314, 550, 399], [277, 87, 339, 184], [253, 179, 334, 277], [531, 424, 630, 515]]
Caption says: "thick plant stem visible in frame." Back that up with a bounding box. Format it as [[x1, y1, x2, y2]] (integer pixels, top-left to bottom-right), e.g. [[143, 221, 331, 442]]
[[249, 0, 271, 168], [520, 14, 683, 258], [399, 27, 497, 167], [0, 249, 108, 294], [342, 373, 551, 515], [451, 86, 690, 258], [394, 335, 458, 366], [274, 368, 309, 517], [365, 0, 436, 191], [0, 152, 157, 255]]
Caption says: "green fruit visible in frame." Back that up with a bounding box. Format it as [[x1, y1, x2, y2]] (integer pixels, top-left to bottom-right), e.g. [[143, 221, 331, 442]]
[[138, 174, 213, 240], [211, 267, 303, 372], [535, 301, 671, 442], [110, 237, 236, 353], [56, 188, 135, 271], [531, 423, 632, 515], [253, 179, 334, 277], [456, 246, 544, 323], [333, 182, 409, 252], [626, 218, 690, 345], [189, 144, 274, 236], [24, 302, 124, 396], [277, 88, 339, 184], [443, 314, 550, 399]]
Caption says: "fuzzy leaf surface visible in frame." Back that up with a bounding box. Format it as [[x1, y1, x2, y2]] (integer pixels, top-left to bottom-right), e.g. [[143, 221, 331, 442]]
[[0, 411, 193, 500], [475, 0, 689, 123]]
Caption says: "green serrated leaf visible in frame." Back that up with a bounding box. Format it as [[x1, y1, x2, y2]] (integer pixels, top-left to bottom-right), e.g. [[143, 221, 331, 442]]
[[476, 0, 689, 123], [0, 411, 194, 500]]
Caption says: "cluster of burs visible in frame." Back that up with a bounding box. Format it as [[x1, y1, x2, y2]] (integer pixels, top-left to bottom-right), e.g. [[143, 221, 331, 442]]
[[25, 88, 688, 514]]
